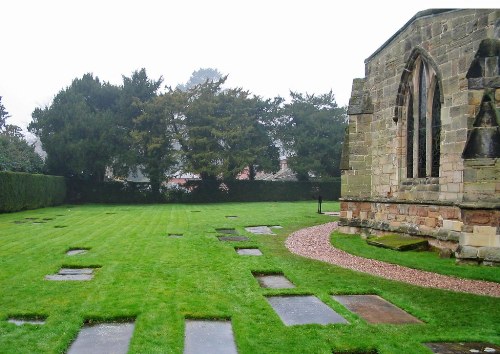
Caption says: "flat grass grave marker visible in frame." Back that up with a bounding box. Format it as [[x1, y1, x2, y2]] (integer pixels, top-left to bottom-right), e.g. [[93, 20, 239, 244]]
[[67, 322, 135, 354], [184, 320, 238, 354], [215, 228, 237, 234], [332, 295, 422, 324], [424, 342, 500, 353], [168, 233, 184, 238], [245, 226, 276, 235], [235, 248, 263, 256], [266, 295, 348, 326], [8, 317, 46, 326], [45, 268, 96, 281], [225, 216, 238, 219], [66, 249, 89, 256], [366, 234, 429, 251], [254, 273, 295, 289]]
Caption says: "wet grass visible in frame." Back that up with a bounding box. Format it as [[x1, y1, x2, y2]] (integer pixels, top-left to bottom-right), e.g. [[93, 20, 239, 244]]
[[0, 202, 498, 353], [331, 232, 500, 283]]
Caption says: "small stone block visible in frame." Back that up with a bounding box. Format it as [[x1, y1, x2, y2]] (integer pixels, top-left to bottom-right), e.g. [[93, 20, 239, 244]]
[[168, 233, 183, 238], [333, 295, 422, 324], [425, 342, 500, 353], [8, 318, 45, 326], [45, 268, 95, 281], [266, 295, 348, 326], [184, 320, 238, 354], [215, 228, 237, 234], [67, 322, 135, 354], [255, 274, 295, 289], [66, 249, 88, 256], [245, 226, 275, 235], [236, 248, 263, 256]]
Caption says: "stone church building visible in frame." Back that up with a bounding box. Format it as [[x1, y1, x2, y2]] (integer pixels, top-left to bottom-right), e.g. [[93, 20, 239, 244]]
[[340, 9, 500, 265]]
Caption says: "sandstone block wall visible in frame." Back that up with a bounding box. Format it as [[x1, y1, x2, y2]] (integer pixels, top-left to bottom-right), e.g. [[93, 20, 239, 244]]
[[340, 9, 500, 265]]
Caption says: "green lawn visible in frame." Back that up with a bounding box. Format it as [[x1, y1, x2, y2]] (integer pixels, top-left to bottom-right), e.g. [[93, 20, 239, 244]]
[[331, 232, 500, 283], [0, 202, 498, 353]]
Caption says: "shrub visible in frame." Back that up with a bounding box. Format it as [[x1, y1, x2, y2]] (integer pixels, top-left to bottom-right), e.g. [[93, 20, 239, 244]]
[[0, 172, 66, 212]]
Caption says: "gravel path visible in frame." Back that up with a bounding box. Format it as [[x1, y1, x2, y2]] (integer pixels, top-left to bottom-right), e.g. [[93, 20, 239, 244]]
[[285, 222, 500, 298]]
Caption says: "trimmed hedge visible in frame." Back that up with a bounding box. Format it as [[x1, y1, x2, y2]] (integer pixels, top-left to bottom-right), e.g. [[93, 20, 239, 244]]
[[0, 172, 67, 212], [66, 179, 160, 204], [66, 179, 340, 204]]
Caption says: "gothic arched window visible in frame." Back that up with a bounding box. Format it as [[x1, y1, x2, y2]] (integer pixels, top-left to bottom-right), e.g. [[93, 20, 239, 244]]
[[405, 57, 441, 178]]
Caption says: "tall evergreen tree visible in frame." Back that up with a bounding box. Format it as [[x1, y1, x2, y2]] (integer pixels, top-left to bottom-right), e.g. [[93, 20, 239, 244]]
[[29, 74, 120, 181], [276, 91, 347, 181]]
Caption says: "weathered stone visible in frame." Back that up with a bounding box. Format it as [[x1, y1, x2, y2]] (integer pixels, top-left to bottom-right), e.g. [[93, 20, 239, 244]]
[[67, 323, 135, 354], [455, 245, 479, 259], [333, 295, 422, 324], [439, 248, 454, 258], [478, 246, 500, 262], [266, 296, 348, 326]]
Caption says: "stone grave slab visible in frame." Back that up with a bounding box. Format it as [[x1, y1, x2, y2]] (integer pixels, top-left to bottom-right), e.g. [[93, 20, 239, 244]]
[[8, 318, 45, 326], [254, 274, 295, 289], [66, 249, 88, 256], [236, 248, 263, 256], [245, 226, 275, 235], [225, 216, 238, 219], [332, 295, 422, 324], [425, 342, 500, 353], [184, 320, 238, 354], [45, 268, 95, 281], [215, 228, 237, 234], [266, 296, 348, 326], [218, 236, 249, 242], [67, 322, 135, 354], [168, 233, 183, 238], [270, 225, 283, 229]]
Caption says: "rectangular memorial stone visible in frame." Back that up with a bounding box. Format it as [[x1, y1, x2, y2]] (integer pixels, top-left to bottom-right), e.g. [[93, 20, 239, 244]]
[[67, 322, 135, 354], [333, 295, 422, 324], [266, 296, 348, 326], [184, 320, 238, 354]]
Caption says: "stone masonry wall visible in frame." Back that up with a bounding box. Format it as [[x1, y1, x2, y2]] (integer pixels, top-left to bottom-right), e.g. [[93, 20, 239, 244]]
[[343, 9, 499, 203], [341, 9, 500, 265]]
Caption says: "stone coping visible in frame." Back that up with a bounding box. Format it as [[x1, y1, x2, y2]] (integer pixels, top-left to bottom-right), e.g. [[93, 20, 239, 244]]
[[340, 197, 500, 210]]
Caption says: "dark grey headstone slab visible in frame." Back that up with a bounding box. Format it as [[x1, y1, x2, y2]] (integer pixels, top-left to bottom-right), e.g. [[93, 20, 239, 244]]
[[255, 274, 295, 289], [425, 342, 500, 353], [168, 233, 183, 238], [218, 236, 249, 242], [67, 322, 135, 354], [245, 226, 275, 235], [8, 318, 45, 326], [236, 248, 263, 256], [266, 296, 348, 326], [215, 228, 237, 234], [333, 295, 422, 324], [184, 320, 238, 354], [66, 249, 88, 256], [45, 268, 95, 281]]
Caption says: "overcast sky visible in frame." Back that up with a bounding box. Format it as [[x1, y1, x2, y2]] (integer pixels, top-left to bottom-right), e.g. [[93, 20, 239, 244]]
[[1, 1, 498, 131]]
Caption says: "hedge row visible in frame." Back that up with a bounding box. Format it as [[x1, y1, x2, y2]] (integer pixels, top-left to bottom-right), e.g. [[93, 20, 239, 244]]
[[0, 172, 66, 212], [66, 179, 341, 204]]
